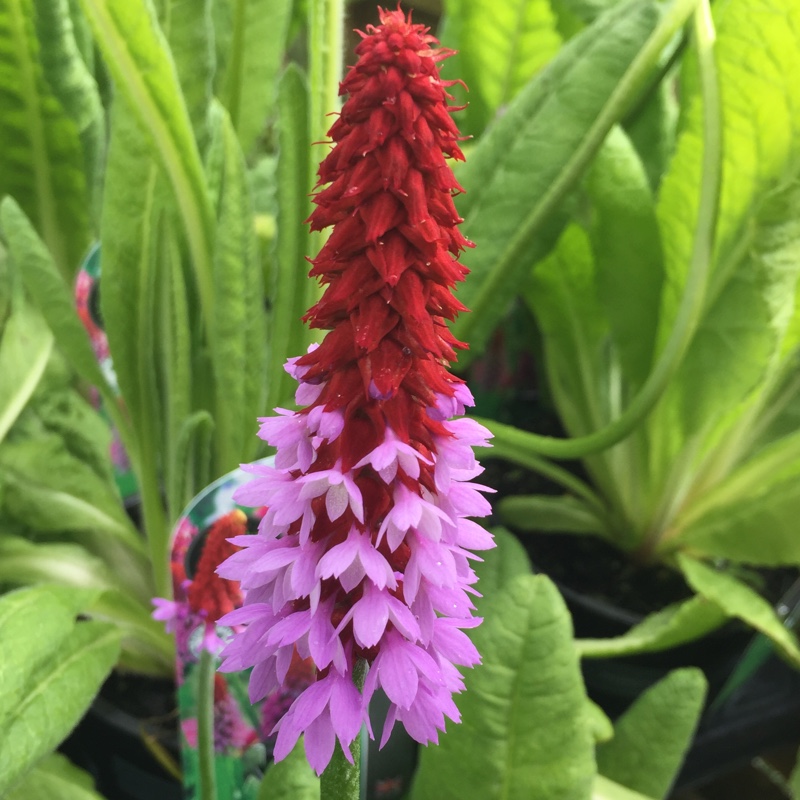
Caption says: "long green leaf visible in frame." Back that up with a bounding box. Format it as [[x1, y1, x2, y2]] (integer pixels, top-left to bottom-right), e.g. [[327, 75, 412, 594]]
[[307, 0, 344, 162], [0, 536, 116, 591], [597, 668, 706, 799], [67, 0, 94, 69], [452, 0, 698, 362], [0, 586, 75, 715], [515, 129, 662, 530], [585, 126, 664, 389], [0, 550, 169, 675], [455, 0, 721, 464], [0, 436, 140, 549], [677, 553, 800, 666], [77, 0, 216, 325], [206, 101, 267, 470], [624, 77, 678, 193], [523, 219, 644, 514], [268, 64, 313, 410], [221, 0, 293, 154], [500, 494, 607, 535], [0, 198, 125, 441], [210, 0, 231, 93], [28, 368, 116, 484], [100, 97, 170, 595], [576, 594, 727, 658], [652, 0, 800, 457], [457, 0, 561, 132], [0, 620, 120, 796], [0, 433, 152, 604], [0, 300, 53, 445], [168, 410, 214, 522], [676, 464, 800, 565], [157, 217, 193, 520], [5, 753, 106, 800], [412, 574, 596, 800], [0, 0, 90, 277], [34, 0, 106, 223], [162, 0, 214, 146], [526, 224, 610, 436]]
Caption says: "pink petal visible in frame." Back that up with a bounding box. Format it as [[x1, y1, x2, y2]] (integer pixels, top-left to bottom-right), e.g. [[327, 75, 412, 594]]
[[352, 588, 390, 648], [329, 673, 364, 745], [326, 482, 349, 520], [456, 518, 495, 550], [305, 713, 338, 774]]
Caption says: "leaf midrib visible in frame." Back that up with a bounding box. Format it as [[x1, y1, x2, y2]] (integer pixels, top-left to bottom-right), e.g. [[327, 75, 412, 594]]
[[0, 625, 119, 734]]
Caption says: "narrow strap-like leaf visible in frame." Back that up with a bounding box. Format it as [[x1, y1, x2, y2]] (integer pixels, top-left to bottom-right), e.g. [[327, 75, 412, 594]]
[[77, 0, 216, 330], [0, 0, 90, 276]]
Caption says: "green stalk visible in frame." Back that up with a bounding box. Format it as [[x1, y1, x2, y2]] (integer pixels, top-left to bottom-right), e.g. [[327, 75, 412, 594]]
[[197, 648, 217, 800], [321, 659, 367, 800], [309, 0, 344, 149], [479, 0, 719, 462]]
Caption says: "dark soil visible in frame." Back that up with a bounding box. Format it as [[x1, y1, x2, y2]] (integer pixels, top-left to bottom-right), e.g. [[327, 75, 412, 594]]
[[523, 530, 692, 618], [98, 672, 176, 722]]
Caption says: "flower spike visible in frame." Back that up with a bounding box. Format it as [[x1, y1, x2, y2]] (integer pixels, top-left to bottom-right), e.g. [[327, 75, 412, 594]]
[[217, 5, 494, 775]]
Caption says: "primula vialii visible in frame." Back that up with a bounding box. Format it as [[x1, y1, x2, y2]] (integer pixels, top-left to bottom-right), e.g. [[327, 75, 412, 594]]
[[216, 6, 494, 775]]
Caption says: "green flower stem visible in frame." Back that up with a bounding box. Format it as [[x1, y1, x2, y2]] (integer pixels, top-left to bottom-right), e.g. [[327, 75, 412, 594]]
[[476, 0, 720, 463], [321, 659, 367, 800], [197, 648, 217, 800], [309, 0, 344, 150]]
